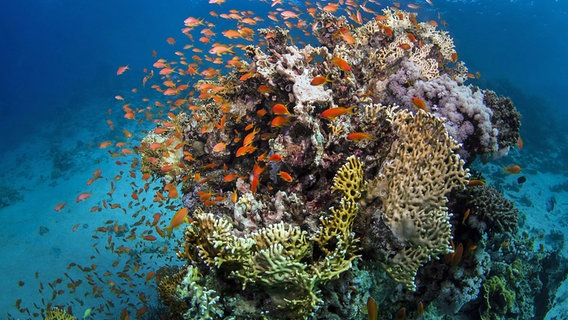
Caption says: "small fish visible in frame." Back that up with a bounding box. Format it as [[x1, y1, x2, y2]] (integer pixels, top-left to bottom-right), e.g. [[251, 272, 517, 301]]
[[517, 176, 527, 184], [223, 173, 239, 182], [209, 43, 234, 55], [268, 153, 283, 162], [411, 97, 427, 111], [320, 106, 356, 120], [258, 85, 273, 94], [212, 142, 227, 152], [167, 207, 189, 233], [166, 37, 176, 45], [461, 208, 470, 225], [54, 202, 67, 212], [76, 193, 92, 203], [367, 296, 378, 320], [271, 116, 291, 127], [398, 43, 411, 50], [272, 103, 291, 115], [347, 132, 373, 141], [278, 171, 294, 182], [451, 52, 458, 63], [504, 165, 521, 174], [330, 57, 351, 72], [517, 136, 524, 150], [116, 65, 129, 76], [467, 179, 485, 186], [83, 308, 92, 319], [310, 75, 333, 86]]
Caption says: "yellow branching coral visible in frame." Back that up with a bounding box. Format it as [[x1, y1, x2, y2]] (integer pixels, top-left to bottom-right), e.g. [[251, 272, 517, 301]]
[[372, 108, 469, 290], [45, 307, 77, 320], [178, 156, 365, 318]]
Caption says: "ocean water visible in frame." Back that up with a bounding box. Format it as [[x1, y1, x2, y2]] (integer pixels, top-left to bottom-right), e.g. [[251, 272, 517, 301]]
[[1, 0, 566, 319]]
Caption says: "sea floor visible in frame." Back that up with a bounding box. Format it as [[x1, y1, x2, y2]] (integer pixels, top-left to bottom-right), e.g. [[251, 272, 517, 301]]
[[0, 98, 566, 318]]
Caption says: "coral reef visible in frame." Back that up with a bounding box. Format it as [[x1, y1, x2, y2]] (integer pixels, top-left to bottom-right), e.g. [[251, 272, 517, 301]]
[[137, 5, 525, 319]]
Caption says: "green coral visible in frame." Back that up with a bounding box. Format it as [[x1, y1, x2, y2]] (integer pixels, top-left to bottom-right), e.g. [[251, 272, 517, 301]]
[[482, 276, 515, 320], [178, 156, 365, 318], [174, 265, 224, 320]]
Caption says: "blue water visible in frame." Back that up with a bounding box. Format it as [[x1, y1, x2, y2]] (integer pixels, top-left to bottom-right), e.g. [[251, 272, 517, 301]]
[[1, 0, 567, 318]]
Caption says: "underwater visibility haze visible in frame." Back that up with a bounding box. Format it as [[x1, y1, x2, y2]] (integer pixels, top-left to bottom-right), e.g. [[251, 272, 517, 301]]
[[1, 0, 567, 319]]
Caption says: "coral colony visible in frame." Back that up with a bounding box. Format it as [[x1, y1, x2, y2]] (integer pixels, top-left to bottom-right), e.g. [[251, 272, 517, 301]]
[[38, 3, 550, 320]]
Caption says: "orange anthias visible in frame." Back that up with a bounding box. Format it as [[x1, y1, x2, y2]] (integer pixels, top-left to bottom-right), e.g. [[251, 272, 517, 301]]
[[320, 106, 356, 120], [504, 165, 521, 174]]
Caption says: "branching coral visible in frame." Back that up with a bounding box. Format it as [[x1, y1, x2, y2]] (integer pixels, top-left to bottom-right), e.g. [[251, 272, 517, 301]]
[[177, 157, 365, 318], [45, 307, 77, 320]]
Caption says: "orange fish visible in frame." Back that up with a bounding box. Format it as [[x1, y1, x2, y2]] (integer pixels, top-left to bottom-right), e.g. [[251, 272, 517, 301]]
[[367, 296, 378, 320], [272, 103, 291, 115], [278, 171, 294, 182], [347, 132, 373, 141], [235, 144, 257, 157], [462, 208, 470, 225], [271, 116, 291, 127], [167, 207, 189, 233], [504, 165, 521, 174], [310, 75, 333, 86], [209, 43, 234, 55], [467, 179, 486, 186], [320, 106, 356, 120], [330, 57, 351, 72], [99, 141, 112, 149], [268, 154, 283, 162], [398, 43, 411, 50], [166, 37, 176, 45], [76, 192, 92, 203], [517, 136, 524, 150], [116, 65, 129, 76], [223, 173, 239, 182], [54, 202, 67, 212], [258, 85, 273, 94], [213, 142, 227, 152], [451, 51, 458, 63], [411, 97, 428, 111]]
